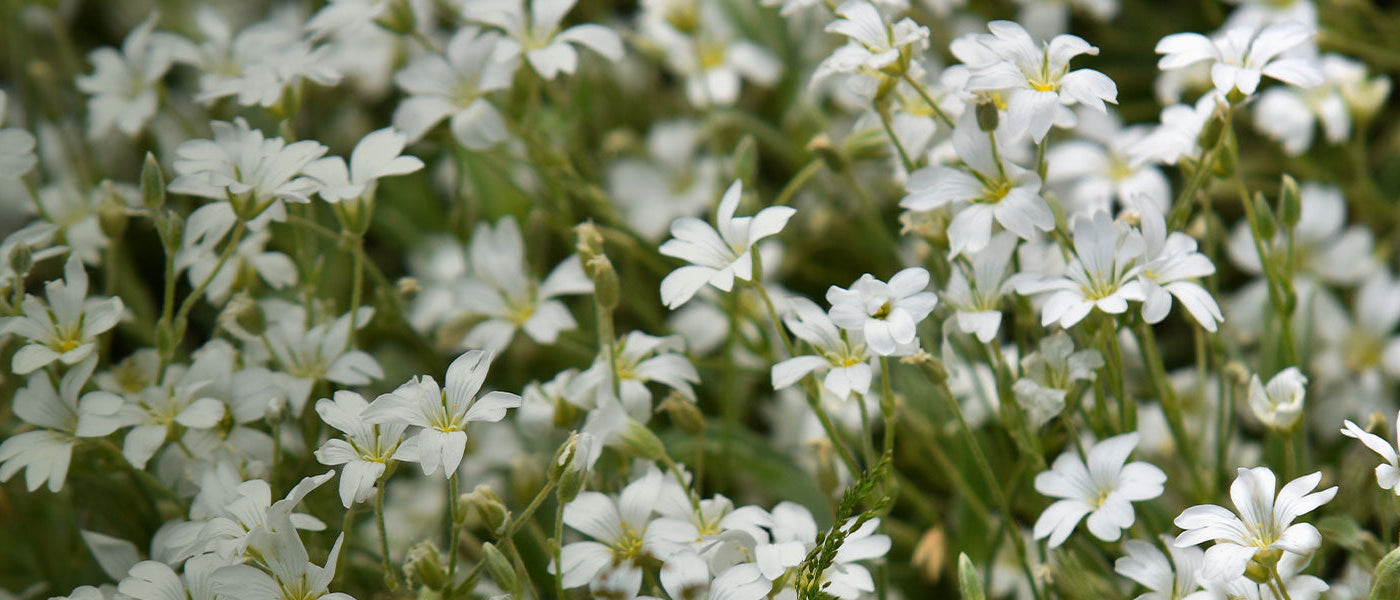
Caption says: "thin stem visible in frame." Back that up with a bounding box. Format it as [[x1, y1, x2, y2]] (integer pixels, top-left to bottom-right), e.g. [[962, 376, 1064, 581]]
[[553, 497, 565, 599], [447, 474, 461, 583], [1271, 570, 1294, 600], [347, 233, 366, 344], [876, 103, 916, 172], [375, 479, 400, 590], [775, 159, 824, 207], [900, 73, 955, 129], [166, 219, 247, 364], [1133, 321, 1208, 498]]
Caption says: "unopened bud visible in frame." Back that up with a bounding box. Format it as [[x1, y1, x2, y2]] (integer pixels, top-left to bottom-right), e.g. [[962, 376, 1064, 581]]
[[97, 181, 129, 239], [1198, 112, 1226, 149], [902, 351, 948, 385], [1250, 192, 1277, 242], [619, 419, 670, 463], [460, 484, 509, 533], [975, 101, 999, 132], [1226, 86, 1249, 105], [658, 393, 705, 436], [1279, 174, 1301, 230], [141, 152, 165, 211], [1223, 362, 1251, 387], [158, 211, 183, 253], [1243, 559, 1271, 584], [574, 221, 605, 260], [8, 243, 32, 277], [395, 276, 421, 300], [405, 541, 448, 591], [481, 543, 517, 592], [264, 396, 286, 425], [235, 299, 267, 336], [1212, 140, 1236, 177], [587, 256, 619, 312], [549, 433, 581, 481]]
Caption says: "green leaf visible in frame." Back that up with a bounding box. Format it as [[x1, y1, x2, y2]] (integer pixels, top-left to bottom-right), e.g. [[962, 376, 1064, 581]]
[[958, 553, 985, 600]]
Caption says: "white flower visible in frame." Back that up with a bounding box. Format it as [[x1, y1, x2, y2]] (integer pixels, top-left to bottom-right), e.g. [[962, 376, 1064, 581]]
[[638, 1, 782, 108], [1252, 54, 1360, 155], [0, 356, 123, 492], [118, 350, 235, 470], [820, 518, 892, 599], [1227, 182, 1375, 287], [607, 120, 721, 239], [467, 0, 624, 80], [1173, 467, 1336, 581], [1341, 412, 1400, 495], [306, 127, 424, 204], [455, 217, 594, 353], [1135, 207, 1223, 331], [0, 90, 37, 177], [1013, 332, 1103, 428], [657, 552, 771, 600], [1033, 433, 1166, 547], [174, 229, 298, 304], [168, 119, 328, 222], [944, 231, 1019, 342], [364, 350, 521, 477], [813, 1, 929, 83], [826, 267, 937, 356], [315, 391, 416, 508], [1045, 110, 1171, 216], [773, 297, 874, 400], [1155, 21, 1321, 97], [2, 256, 123, 375], [75, 12, 191, 139], [212, 520, 355, 600], [257, 301, 381, 415], [1128, 92, 1224, 167], [1247, 367, 1306, 431], [900, 114, 1054, 257], [556, 469, 665, 597], [118, 554, 223, 600], [0, 222, 63, 292], [186, 10, 342, 108], [1015, 211, 1146, 328], [572, 331, 700, 419], [1114, 534, 1204, 600], [393, 27, 515, 149], [659, 179, 795, 309], [954, 20, 1118, 141], [196, 471, 335, 560]]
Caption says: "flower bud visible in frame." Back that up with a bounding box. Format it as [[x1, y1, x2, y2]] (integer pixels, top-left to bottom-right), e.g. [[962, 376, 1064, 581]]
[[902, 350, 947, 385], [1243, 559, 1271, 584], [1250, 192, 1276, 243], [574, 221, 605, 261], [1223, 361, 1251, 387], [264, 396, 286, 425], [395, 276, 421, 301], [460, 484, 509, 534], [658, 393, 705, 436], [97, 181, 130, 239], [975, 101, 999, 132], [481, 543, 517, 592], [405, 541, 448, 591], [141, 152, 165, 211], [587, 255, 619, 312], [808, 133, 846, 174], [1341, 75, 1390, 123], [158, 211, 183, 254], [8, 243, 32, 278], [618, 419, 670, 463], [1278, 174, 1300, 230], [912, 527, 947, 583], [957, 553, 985, 600]]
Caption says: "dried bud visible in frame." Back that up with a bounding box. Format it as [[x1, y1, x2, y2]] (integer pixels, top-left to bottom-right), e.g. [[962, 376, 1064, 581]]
[[574, 221, 605, 261], [396, 276, 421, 300], [405, 541, 448, 591], [912, 528, 947, 583], [658, 393, 705, 436]]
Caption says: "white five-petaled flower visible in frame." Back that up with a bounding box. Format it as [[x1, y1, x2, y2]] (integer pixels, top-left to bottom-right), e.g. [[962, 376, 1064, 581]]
[[572, 331, 700, 419], [1013, 332, 1103, 429], [1014, 211, 1146, 329], [944, 231, 1018, 342], [467, 0, 624, 80], [556, 468, 665, 598], [901, 114, 1054, 257], [1173, 467, 1336, 582], [1247, 367, 1307, 432], [306, 127, 424, 204], [212, 513, 355, 600], [363, 350, 522, 477], [0, 356, 123, 492], [3, 256, 123, 375], [393, 27, 516, 150], [315, 391, 417, 508], [826, 267, 938, 356], [1341, 412, 1400, 495], [456, 217, 594, 354], [1135, 206, 1224, 331], [659, 179, 796, 309], [812, 1, 929, 84], [168, 118, 329, 222], [772, 297, 874, 400], [1033, 433, 1166, 547], [953, 20, 1118, 141], [257, 301, 382, 415], [1114, 534, 1205, 600], [1155, 21, 1322, 98], [75, 12, 191, 139]]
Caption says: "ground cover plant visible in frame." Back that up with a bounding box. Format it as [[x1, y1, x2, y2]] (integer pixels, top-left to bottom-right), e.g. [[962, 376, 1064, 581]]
[[2, 0, 1400, 598]]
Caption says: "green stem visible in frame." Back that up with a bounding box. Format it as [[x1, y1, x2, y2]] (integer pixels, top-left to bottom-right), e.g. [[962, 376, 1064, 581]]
[[1133, 321, 1208, 498], [165, 219, 247, 365], [876, 103, 916, 172], [899, 73, 955, 129], [774, 159, 824, 207], [375, 478, 400, 590], [447, 474, 461, 584]]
